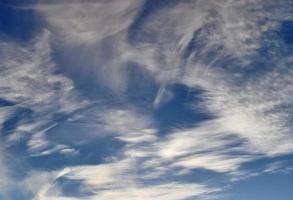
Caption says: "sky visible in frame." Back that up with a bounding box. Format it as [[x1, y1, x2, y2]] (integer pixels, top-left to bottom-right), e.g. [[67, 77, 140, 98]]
[[0, 0, 293, 199]]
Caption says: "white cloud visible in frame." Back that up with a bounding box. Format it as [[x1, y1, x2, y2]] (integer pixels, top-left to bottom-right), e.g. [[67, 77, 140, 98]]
[[29, 107, 221, 200], [0, 30, 87, 117], [154, 123, 252, 173], [6, 0, 293, 199], [0, 29, 89, 154], [182, 58, 293, 155], [36, 0, 144, 46], [36, 159, 217, 200], [0, 31, 93, 200]]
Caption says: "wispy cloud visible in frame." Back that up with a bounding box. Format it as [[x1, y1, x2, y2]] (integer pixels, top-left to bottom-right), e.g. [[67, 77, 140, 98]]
[[35, 0, 144, 46], [36, 159, 217, 200], [31, 0, 293, 199], [1, 0, 293, 199], [0, 29, 89, 196]]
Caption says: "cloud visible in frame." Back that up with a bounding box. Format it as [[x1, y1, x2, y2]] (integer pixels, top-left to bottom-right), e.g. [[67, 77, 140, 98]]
[[35, 0, 144, 46], [154, 123, 251, 173], [3, 0, 293, 199], [33, 0, 146, 94], [0, 29, 90, 197], [182, 57, 293, 155], [28, 106, 220, 200], [36, 159, 217, 200], [263, 161, 293, 175], [0, 29, 89, 152]]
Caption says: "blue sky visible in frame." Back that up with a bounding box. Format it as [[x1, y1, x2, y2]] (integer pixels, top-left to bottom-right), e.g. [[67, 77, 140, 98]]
[[0, 0, 293, 199]]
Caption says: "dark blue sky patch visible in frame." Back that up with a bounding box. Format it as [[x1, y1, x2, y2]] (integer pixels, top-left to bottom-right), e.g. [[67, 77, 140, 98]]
[[153, 84, 212, 135], [258, 30, 283, 59], [30, 122, 126, 169], [257, 19, 293, 60], [125, 62, 158, 110], [26, 142, 118, 171], [280, 21, 293, 45], [6, 120, 124, 171], [0, 0, 39, 42], [1, 107, 33, 137], [27, 153, 73, 171], [0, 98, 16, 107], [55, 177, 96, 198]]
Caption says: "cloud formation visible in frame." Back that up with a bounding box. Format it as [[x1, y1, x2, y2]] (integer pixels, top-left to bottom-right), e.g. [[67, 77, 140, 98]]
[[1, 0, 293, 199]]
